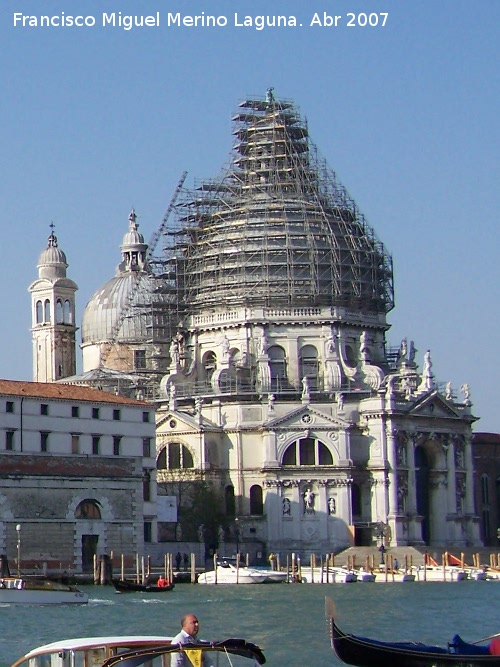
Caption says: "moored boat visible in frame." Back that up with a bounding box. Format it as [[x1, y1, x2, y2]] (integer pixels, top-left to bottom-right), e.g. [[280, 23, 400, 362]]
[[197, 563, 268, 584], [327, 599, 500, 667], [110, 578, 174, 593], [0, 576, 88, 604]]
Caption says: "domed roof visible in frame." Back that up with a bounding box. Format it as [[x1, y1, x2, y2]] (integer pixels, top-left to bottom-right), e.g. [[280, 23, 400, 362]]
[[81, 210, 175, 345], [81, 272, 161, 343], [178, 92, 394, 315], [37, 229, 68, 279]]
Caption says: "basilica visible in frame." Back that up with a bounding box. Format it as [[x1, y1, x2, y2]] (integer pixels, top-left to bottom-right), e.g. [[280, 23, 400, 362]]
[[30, 90, 482, 559]]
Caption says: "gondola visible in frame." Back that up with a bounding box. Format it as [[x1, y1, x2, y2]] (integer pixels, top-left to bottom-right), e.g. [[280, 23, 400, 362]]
[[326, 599, 500, 667], [110, 578, 174, 593]]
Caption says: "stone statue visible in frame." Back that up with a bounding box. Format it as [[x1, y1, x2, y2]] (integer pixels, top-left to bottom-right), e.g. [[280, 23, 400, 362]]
[[336, 392, 344, 411], [445, 382, 453, 400], [398, 338, 408, 362], [169, 339, 180, 366], [303, 488, 315, 512], [301, 376, 310, 400], [461, 383, 471, 406], [260, 329, 268, 356], [408, 341, 416, 363], [221, 334, 230, 359], [328, 498, 336, 515], [282, 498, 291, 516], [268, 393, 276, 412]]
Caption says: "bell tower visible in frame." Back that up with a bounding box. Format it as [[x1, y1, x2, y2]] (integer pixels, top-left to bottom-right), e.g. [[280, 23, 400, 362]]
[[28, 225, 78, 382]]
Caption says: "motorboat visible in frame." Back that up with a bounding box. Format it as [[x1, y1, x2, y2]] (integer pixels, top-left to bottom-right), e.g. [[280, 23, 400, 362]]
[[111, 578, 175, 593], [197, 563, 268, 584], [10, 637, 174, 667], [327, 598, 500, 666], [298, 566, 357, 583], [0, 576, 88, 604], [412, 566, 468, 582], [253, 568, 288, 583], [10, 634, 267, 667]]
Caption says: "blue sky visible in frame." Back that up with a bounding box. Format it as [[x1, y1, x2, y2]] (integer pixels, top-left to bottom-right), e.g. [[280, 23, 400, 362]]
[[1, 0, 498, 431]]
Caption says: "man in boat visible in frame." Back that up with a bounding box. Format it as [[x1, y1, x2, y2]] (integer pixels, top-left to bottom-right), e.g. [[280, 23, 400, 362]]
[[171, 614, 213, 667]]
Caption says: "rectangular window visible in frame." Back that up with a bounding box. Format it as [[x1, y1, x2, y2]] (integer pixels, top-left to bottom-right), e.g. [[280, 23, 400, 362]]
[[6, 431, 14, 451], [40, 404, 48, 416], [72, 406, 80, 418], [143, 437, 151, 458], [142, 411, 150, 423], [134, 349, 147, 370], [113, 409, 121, 421], [40, 432, 49, 452], [92, 435, 100, 455], [92, 408, 100, 419], [144, 521, 152, 543], [71, 434, 80, 454], [6, 401, 14, 413], [113, 436, 121, 456]]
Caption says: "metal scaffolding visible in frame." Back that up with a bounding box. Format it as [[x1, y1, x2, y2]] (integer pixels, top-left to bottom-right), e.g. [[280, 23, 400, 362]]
[[175, 92, 394, 315]]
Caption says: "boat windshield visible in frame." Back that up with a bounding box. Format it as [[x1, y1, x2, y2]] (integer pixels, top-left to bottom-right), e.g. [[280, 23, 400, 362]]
[[101, 641, 266, 667]]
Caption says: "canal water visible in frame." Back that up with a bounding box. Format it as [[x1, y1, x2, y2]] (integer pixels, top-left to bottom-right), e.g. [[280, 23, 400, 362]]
[[1, 581, 499, 667]]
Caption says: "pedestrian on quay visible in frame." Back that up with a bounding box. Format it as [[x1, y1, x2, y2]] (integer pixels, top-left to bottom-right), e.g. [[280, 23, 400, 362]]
[[183, 553, 189, 570], [175, 552, 182, 571]]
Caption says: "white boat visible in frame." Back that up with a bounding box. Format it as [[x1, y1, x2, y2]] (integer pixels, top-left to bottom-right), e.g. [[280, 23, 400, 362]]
[[197, 563, 268, 584], [300, 566, 357, 583], [10, 636, 174, 667], [0, 576, 89, 604], [11, 635, 266, 667], [466, 568, 488, 581], [411, 566, 468, 582], [254, 568, 288, 583]]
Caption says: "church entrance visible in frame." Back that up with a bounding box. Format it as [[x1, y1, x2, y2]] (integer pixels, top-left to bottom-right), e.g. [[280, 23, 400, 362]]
[[82, 534, 98, 572]]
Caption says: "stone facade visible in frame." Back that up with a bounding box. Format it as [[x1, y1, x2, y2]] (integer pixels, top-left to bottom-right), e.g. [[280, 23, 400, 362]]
[[0, 380, 156, 571]]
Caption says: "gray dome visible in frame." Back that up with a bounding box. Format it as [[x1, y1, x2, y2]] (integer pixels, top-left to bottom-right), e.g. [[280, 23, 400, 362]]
[[81, 210, 176, 346], [81, 272, 162, 343]]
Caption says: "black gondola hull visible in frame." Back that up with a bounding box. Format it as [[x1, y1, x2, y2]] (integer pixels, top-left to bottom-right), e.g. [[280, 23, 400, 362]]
[[330, 618, 500, 667], [111, 578, 174, 593]]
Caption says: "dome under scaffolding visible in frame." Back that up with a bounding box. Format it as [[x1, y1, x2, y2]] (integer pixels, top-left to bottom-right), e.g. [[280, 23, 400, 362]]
[[176, 93, 394, 314]]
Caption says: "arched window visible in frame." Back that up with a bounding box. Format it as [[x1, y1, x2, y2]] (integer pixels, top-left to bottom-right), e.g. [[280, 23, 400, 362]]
[[75, 499, 101, 519], [299, 345, 318, 389], [268, 345, 286, 391], [56, 299, 63, 323], [481, 474, 490, 506], [36, 301, 43, 324], [157, 443, 194, 470], [249, 485, 263, 515], [282, 438, 333, 466], [203, 351, 217, 384], [44, 299, 51, 323], [64, 299, 72, 323], [225, 485, 236, 516]]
